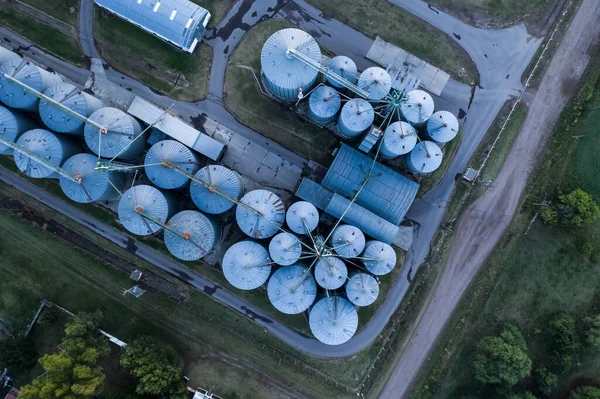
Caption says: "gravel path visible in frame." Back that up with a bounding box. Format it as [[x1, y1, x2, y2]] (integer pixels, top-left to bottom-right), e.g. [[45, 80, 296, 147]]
[[380, 1, 600, 397]]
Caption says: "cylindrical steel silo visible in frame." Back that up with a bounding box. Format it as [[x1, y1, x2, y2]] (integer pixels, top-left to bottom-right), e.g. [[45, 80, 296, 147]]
[[345, 273, 379, 307], [0, 47, 20, 64], [0, 105, 37, 155], [401, 90, 435, 126], [222, 241, 272, 290], [326, 56, 358, 89], [314, 257, 348, 290], [260, 28, 322, 101], [309, 296, 358, 345], [190, 165, 243, 214], [380, 121, 417, 159], [118, 185, 177, 236], [0, 59, 62, 112], [84, 107, 145, 160], [286, 201, 319, 235], [427, 110, 459, 143], [268, 265, 316, 314], [59, 153, 125, 203], [236, 189, 285, 239], [39, 82, 104, 135], [362, 241, 397, 276], [337, 99, 374, 139], [144, 140, 200, 190], [164, 210, 221, 261], [405, 141, 443, 174], [357, 67, 392, 101], [14, 129, 79, 179], [308, 85, 341, 125], [331, 224, 365, 258], [268, 232, 302, 266]]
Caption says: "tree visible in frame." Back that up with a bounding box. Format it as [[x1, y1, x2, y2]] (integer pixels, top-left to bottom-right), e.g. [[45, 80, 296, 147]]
[[570, 386, 600, 399], [473, 325, 532, 387], [37, 307, 60, 325], [121, 336, 186, 399], [543, 189, 600, 227], [509, 392, 538, 399], [0, 337, 38, 370], [533, 366, 558, 396], [583, 315, 600, 349]]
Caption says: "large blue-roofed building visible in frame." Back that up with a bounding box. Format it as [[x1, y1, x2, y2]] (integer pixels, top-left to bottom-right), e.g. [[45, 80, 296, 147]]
[[94, 0, 211, 53]]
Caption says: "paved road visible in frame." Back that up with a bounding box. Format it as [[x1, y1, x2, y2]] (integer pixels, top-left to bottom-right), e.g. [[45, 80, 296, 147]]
[[380, 0, 600, 397]]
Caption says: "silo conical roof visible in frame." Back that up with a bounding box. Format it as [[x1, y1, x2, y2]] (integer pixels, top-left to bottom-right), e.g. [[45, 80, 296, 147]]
[[286, 201, 319, 235], [84, 107, 144, 159], [164, 210, 220, 261], [268, 232, 302, 266], [357, 67, 392, 101], [326, 56, 358, 88], [60, 153, 124, 203], [331, 225, 365, 258], [406, 141, 443, 174], [427, 110, 459, 143], [0, 59, 61, 111], [14, 129, 78, 179], [363, 241, 397, 276], [118, 185, 175, 235], [0, 105, 35, 155], [145, 140, 200, 190], [380, 121, 417, 159], [222, 241, 272, 290], [236, 189, 285, 239], [401, 90, 435, 125], [337, 99, 374, 138], [0, 47, 20, 64], [309, 296, 358, 345], [308, 85, 341, 125], [190, 165, 243, 214], [314, 257, 348, 290], [268, 265, 317, 314], [346, 273, 379, 307]]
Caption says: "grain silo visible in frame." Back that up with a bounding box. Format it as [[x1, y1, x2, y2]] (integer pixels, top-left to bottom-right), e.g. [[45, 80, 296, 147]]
[[14, 129, 79, 179], [84, 107, 145, 160], [309, 296, 358, 346], [222, 241, 272, 290], [268, 232, 302, 266], [0, 59, 62, 112], [164, 210, 221, 261], [260, 28, 322, 101], [286, 201, 319, 235], [362, 241, 397, 276], [357, 67, 392, 101], [314, 257, 348, 290], [59, 153, 125, 203], [190, 165, 243, 214], [326, 56, 358, 89], [0, 47, 20, 64], [118, 185, 177, 236], [39, 83, 104, 135], [405, 141, 443, 174], [268, 265, 317, 314], [401, 90, 435, 126], [337, 99, 374, 139], [307, 85, 341, 125], [427, 110, 459, 143], [380, 121, 417, 159], [345, 273, 379, 307], [331, 224, 365, 258], [0, 105, 37, 155], [236, 189, 285, 239], [144, 140, 200, 190]]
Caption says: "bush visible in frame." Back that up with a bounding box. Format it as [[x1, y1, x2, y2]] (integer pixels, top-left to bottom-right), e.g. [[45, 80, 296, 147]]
[[510, 392, 538, 399], [543, 189, 600, 227], [533, 366, 558, 396], [570, 386, 600, 399], [583, 315, 600, 349], [576, 239, 595, 257], [37, 308, 60, 325], [549, 314, 577, 352]]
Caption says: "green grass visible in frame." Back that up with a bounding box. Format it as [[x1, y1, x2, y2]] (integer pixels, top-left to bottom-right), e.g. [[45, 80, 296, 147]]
[[0, 7, 84, 66], [192, 0, 234, 29], [19, 0, 79, 26], [95, 9, 212, 102], [412, 46, 600, 399], [307, 0, 478, 84], [428, 0, 550, 25], [418, 129, 463, 196], [224, 19, 338, 166]]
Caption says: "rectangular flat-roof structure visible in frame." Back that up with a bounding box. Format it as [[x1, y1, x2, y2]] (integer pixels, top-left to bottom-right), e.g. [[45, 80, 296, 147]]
[[94, 0, 211, 53], [321, 144, 419, 225], [127, 96, 224, 161]]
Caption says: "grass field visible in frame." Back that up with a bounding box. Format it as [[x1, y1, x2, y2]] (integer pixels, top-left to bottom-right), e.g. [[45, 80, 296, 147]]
[[428, 0, 551, 25], [223, 19, 338, 166], [192, 0, 234, 29], [95, 9, 212, 102], [0, 7, 84, 66], [412, 47, 600, 399], [307, 0, 478, 84], [20, 0, 79, 26]]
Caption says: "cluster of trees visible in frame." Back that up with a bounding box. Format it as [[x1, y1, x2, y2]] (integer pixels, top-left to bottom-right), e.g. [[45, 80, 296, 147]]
[[472, 313, 600, 398], [542, 188, 600, 227]]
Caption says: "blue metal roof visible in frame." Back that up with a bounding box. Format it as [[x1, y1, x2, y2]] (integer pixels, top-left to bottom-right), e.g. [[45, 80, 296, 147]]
[[164, 210, 220, 261], [60, 153, 125, 203], [14, 129, 79, 179], [190, 165, 243, 214], [268, 265, 316, 315], [321, 144, 419, 225], [308, 85, 341, 125], [0, 59, 62, 111], [326, 56, 357, 89], [94, 0, 210, 53], [309, 296, 358, 345], [118, 185, 176, 235], [144, 140, 200, 189], [0, 47, 20, 64], [0, 105, 36, 155], [84, 107, 145, 159]]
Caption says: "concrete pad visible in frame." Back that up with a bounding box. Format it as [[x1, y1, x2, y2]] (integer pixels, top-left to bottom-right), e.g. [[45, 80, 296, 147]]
[[244, 142, 269, 163], [263, 151, 283, 169], [393, 225, 414, 251]]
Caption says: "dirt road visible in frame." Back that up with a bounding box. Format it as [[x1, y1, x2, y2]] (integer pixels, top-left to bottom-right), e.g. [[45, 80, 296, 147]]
[[380, 1, 600, 397]]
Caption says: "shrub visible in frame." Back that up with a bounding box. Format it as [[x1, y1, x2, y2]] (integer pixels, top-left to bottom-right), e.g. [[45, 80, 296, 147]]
[[544, 189, 600, 227], [583, 315, 600, 349], [533, 366, 558, 396]]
